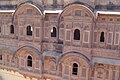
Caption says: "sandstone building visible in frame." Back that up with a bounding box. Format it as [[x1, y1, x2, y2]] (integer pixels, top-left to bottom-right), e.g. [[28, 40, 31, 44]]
[[0, 0, 120, 80]]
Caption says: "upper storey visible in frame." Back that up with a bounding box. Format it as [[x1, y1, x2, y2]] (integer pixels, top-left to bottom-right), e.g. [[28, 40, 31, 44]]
[[0, 0, 120, 11]]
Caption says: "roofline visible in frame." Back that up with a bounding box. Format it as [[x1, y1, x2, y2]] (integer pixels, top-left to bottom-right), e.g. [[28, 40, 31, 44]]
[[96, 10, 120, 17], [0, 10, 15, 13]]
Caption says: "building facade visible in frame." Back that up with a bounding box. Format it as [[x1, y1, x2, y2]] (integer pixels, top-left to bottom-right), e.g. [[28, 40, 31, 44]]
[[0, 0, 120, 80]]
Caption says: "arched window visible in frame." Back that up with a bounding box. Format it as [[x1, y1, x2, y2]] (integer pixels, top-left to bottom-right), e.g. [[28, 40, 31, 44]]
[[27, 26, 32, 36], [51, 27, 56, 37], [27, 56, 32, 67], [74, 29, 80, 40], [10, 25, 14, 34], [72, 63, 78, 75], [100, 32, 105, 42]]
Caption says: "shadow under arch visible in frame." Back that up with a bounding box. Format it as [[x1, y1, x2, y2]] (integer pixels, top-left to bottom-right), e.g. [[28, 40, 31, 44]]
[[12, 46, 42, 62], [57, 51, 93, 69], [12, 1, 43, 24]]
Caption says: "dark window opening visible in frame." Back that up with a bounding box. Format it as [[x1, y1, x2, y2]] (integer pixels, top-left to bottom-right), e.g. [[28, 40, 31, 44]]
[[0, 55, 2, 60], [72, 63, 78, 75], [27, 56, 32, 67], [100, 32, 105, 42], [0, 27, 1, 33], [10, 25, 14, 34], [51, 27, 56, 37], [74, 29, 80, 40], [27, 26, 32, 36]]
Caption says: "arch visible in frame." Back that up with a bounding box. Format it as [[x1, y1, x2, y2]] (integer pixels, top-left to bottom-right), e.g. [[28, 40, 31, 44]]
[[12, 46, 42, 62], [12, 2, 43, 23], [64, 1, 94, 11], [0, 54, 2, 60], [59, 2, 95, 21], [74, 29, 80, 40], [57, 51, 92, 69]]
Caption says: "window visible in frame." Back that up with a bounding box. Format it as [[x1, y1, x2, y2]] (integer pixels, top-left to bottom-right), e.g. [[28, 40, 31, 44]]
[[66, 30, 71, 41], [114, 32, 119, 45], [0, 26, 1, 33], [0, 20, 1, 33], [0, 55, 2, 60], [27, 56, 32, 67], [100, 32, 105, 42], [74, 29, 80, 40], [107, 32, 113, 44], [110, 18, 113, 21], [117, 18, 120, 21], [10, 25, 14, 34], [26, 26, 33, 36], [72, 63, 78, 75], [51, 27, 56, 37], [83, 31, 90, 43]]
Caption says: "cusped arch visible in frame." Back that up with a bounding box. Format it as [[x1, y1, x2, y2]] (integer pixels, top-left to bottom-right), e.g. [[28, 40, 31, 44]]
[[57, 51, 92, 69], [12, 2, 43, 23], [59, 2, 95, 21]]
